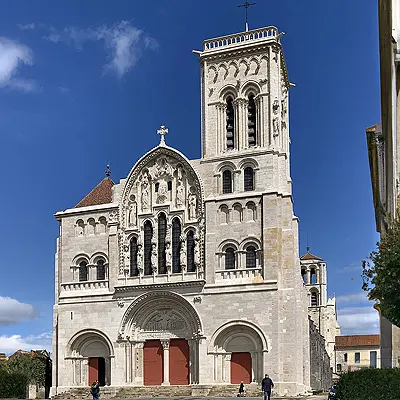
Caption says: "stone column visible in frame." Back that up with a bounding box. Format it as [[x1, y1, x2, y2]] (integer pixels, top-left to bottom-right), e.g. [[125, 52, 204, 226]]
[[82, 359, 89, 387], [135, 342, 145, 385], [125, 342, 131, 383], [306, 268, 311, 285], [105, 357, 111, 386], [216, 104, 221, 154], [224, 354, 231, 383], [250, 352, 257, 382], [161, 339, 170, 386]]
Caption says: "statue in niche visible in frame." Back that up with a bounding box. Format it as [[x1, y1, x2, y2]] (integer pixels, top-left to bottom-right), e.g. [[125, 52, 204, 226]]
[[128, 198, 137, 226], [137, 243, 143, 272], [188, 192, 197, 220], [194, 234, 200, 268], [176, 181, 185, 207], [180, 235, 187, 271], [273, 117, 280, 137], [151, 243, 157, 273], [272, 99, 280, 115], [141, 173, 150, 212], [166, 241, 172, 272], [157, 179, 168, 204]]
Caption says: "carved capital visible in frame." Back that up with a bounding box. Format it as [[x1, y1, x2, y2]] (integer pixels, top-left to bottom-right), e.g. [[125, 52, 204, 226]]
[[161, 339, 170, 350]]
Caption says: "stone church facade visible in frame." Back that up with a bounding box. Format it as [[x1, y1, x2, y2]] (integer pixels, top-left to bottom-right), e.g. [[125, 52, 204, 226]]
[[51, 25, 312, 397]]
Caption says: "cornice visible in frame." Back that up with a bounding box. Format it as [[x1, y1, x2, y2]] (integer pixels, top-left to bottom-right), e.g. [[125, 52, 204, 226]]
[[114, 280, 206, 293]]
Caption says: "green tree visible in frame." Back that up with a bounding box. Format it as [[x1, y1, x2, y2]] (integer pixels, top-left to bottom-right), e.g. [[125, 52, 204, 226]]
[[362, 215, 400, 327]]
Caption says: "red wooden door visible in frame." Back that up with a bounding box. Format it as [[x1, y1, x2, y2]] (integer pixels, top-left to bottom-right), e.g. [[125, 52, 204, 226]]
[[231, 352, 252, 384], [144, 340, 163, 385], [88, 357, 98, 385], [169, 339, 190, 385]]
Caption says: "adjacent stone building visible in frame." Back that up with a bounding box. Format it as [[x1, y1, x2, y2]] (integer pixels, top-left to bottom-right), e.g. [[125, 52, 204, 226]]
[[334, 335, 380, 372], [51, 25, 313, 396]]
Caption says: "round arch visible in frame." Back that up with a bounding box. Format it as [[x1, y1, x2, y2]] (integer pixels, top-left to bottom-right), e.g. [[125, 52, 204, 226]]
[[119, 291, 203, 340], [67, 329, 114, 358]]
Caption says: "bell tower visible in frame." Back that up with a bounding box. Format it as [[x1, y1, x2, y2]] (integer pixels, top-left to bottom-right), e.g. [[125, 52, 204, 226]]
[[194, 26, 290, 159]]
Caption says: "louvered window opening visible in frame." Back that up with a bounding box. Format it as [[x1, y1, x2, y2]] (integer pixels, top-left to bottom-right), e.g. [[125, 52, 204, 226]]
[[226, 97, 235, 149], [311, 292, 318, 307], [172, 218, 181, 273], [144, 221, 153, 275], [96, 260, 106, 280], [248, 94, 257, 146], [130, 237, 139, 277], [158, 213, 167, 274]]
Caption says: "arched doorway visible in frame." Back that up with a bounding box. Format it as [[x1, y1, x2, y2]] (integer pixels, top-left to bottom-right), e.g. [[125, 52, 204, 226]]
[[119, 291, 202, 386], [209, 321, 268, 384], [68, 330, 113, 386]]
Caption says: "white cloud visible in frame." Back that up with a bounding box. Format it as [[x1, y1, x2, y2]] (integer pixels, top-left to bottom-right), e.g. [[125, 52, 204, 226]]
[[0, 37, 37, 92], [17, 23, 35, 31], [336, 292, 370, 305], [337, 306, 380, 335], [0, 332, 52, 355], [42, 21, 158, 78], [0, 296, 36, 325]]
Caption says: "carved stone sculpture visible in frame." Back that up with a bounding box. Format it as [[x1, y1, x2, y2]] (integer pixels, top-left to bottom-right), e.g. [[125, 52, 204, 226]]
[[194, 235, 200, 268], [141, 173, 150, 212], [151, 243, 157, 273], [188, 193, 197, 220], [137, 244, 143, 272], [180, 235, 187, 271], [157, 179, 168, 204], [166, 241, 172, 271], [176, 181, 184, 207], [273, 117, 280, 137], [128, 201, 137, 226], [273, 99, 280, 115]]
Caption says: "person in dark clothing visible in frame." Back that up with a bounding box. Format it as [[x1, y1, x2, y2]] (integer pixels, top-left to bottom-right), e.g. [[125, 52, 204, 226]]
[[238, 381, 245, 397], [261, 374, 274, 400], [90, 380, 100, 400]]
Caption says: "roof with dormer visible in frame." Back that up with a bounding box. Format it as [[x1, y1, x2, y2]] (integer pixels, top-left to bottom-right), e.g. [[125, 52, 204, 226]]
[[300, 252, 324, 261], [75, 177, 115, 208]]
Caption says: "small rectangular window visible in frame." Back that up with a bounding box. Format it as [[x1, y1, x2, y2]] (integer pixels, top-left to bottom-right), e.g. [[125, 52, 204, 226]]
[[336, 364, 342, 373], [355, 352, 360, 364], [344, 353, 348, 362]]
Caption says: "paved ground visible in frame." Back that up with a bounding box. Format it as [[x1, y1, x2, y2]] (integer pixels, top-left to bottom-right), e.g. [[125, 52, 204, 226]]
[[115, 397, 327, 400]]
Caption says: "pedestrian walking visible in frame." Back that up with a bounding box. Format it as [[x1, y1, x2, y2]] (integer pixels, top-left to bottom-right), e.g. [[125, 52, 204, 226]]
[[261, 374, 274, 400], [238, 381, 245, 397], [90, 380, 100, 400]]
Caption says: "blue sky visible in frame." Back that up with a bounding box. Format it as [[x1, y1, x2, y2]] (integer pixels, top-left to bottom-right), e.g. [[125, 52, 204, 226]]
[[0, 0, 380, 353]]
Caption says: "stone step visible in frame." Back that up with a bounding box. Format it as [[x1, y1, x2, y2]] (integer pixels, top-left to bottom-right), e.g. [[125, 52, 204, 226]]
[[116, 385, 193, 398]]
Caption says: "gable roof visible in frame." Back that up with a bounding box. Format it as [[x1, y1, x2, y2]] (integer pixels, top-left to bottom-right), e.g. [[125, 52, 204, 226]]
[[300, 252, 324, 261], [75, 177, 115, 208], [335, 334, 380, 349]]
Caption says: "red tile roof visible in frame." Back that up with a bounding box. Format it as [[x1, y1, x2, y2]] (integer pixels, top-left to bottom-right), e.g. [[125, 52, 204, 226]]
[[300, 252, 324, 261], [75, 177, 114, 208], [335, 335, 380, 349]]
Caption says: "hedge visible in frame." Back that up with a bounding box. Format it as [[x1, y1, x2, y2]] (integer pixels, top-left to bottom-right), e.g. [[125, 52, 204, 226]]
[[335, 368, 400, 400], [0, 371, 29, 399]]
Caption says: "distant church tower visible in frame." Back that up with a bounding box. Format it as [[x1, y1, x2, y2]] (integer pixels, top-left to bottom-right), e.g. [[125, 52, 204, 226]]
[[300, 249, 341, 369]]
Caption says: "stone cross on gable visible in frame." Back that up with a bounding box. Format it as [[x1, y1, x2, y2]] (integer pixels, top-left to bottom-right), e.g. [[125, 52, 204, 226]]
[[157, 125, 168, 145]]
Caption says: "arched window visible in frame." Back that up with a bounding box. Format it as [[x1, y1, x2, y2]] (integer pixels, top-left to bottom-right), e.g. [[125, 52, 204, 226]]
[[226, 97, 235, 149], [246, 246, 257, 268], [248, 94, 257, 146], [98, 217, 107, 234], [79, 261, 88, 282], [244, 167, 254, 191], [311, 268, 317, 284], [158, 213, 167, 274], [301, 269, 307, 283], [144, 221, 153, 275], [96, 259, 106, 280], [130, 237, 139, 277], [172, 218, 181, 273], [87, 218, 96, 235], [76, 220, 85, 236], [311, 291, 319, 307], [222, 170, 233, 194], [225, 247, 235, 269], [187, 230, 195, 272], [219, 205, 229, 224]]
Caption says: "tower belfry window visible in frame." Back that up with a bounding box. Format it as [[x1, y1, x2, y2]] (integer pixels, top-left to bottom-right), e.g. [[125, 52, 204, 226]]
[[248, 94, 257, 146], [226, 97, 235, 149], [244, 167, 254, 191], [187, 230, 195, 272], [130, 237, 139, 277], [222, 170, 233, 194]]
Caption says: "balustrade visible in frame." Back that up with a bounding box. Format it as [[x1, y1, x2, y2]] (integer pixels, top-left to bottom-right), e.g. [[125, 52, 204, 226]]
[[203, 27, 278, 51]]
